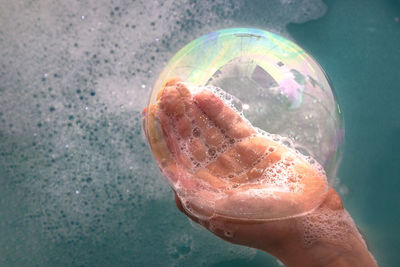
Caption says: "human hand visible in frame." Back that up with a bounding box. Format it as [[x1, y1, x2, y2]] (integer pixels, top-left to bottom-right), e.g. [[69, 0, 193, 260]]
[[143, 78, 377, 266], [145, 78, 328, 220]]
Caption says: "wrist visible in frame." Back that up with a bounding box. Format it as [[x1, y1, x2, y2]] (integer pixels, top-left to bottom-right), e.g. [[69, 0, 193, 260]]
[[271, 224, 376, 267], [262, 189, 377, 267]]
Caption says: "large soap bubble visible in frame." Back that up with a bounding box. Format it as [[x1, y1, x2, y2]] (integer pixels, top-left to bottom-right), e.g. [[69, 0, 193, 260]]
[[143, 28, 344, 221]]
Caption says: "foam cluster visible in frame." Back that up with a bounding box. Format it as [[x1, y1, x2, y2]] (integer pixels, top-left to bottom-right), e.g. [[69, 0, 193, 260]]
[[261, 157, 304, 193], [176, 116, 239, 173], [297, 207, 360, 249]]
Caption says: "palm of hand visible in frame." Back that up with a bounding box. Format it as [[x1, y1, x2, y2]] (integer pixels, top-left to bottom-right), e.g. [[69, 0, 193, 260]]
[[144, 78, 328, 247]]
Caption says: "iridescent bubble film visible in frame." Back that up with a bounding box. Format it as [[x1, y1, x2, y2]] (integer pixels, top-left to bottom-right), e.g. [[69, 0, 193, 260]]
[[148, 28, 344, 181], [144, 28, 344, 220]]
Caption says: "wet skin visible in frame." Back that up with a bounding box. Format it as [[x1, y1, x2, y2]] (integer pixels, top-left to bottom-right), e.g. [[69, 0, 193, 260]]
[[143, 78, 377, 267]]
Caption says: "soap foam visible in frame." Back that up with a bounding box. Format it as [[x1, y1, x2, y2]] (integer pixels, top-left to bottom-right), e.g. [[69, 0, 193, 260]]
[[297, 207, 361, 250]]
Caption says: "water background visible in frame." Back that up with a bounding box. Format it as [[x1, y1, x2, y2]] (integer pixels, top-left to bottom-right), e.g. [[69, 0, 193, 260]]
[[0, 0, 399, 266]]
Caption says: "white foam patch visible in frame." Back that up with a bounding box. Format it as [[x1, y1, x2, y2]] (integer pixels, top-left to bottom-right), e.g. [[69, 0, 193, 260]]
[[297, 208, 361, 250]]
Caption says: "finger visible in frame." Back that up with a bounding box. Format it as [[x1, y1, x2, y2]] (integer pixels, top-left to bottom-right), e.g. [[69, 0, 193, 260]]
[[157, 81, 234, 168], [159, 85, 190, 118], [157, 82, 194, 168], [194, 168, 229, 189], [193, 90, 256, 139], [204, 136, 276, 181]]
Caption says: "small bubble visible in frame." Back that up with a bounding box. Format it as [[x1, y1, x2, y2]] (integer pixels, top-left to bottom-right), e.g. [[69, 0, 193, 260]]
[[231, 98, 242, 112], [208, 148, 216, 156], [192, 127, 201, 137], [282, 140, 291, 147]]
